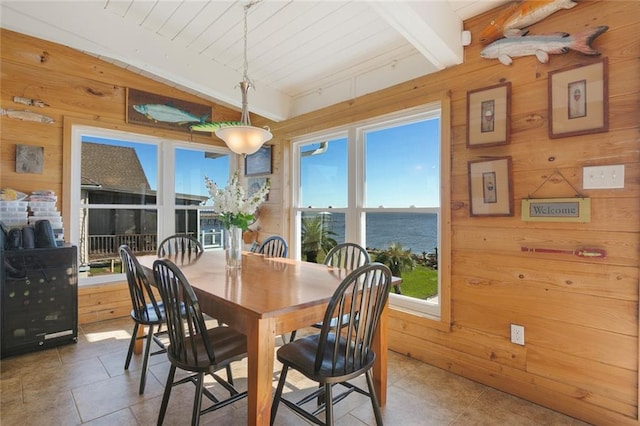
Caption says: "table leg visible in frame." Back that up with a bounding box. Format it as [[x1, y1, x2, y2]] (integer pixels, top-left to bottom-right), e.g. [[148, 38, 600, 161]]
[[134, 324, 144, 355], [372, 301, 388, 406], [246, 316, 276, 425]]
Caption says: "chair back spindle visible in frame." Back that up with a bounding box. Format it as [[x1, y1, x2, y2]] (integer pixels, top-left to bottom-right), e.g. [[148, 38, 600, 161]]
[[258, 236, 288, 258], [120, 245, 163, 324], [157, 234, 204, 258], [324, 242, 370, 269]]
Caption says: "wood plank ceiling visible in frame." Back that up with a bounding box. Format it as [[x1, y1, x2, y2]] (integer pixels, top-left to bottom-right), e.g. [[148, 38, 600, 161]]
[[0, 0, 509, 121]]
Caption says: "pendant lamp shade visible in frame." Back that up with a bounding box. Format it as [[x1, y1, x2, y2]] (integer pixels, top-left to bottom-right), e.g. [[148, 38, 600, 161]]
[[215, 125, 272, 156]]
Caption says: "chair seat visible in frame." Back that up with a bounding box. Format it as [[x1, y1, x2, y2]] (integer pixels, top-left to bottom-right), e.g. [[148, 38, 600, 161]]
[[169, 326, 247, 372], [276, 334, 375, 384], [131, 302, 166, 325]]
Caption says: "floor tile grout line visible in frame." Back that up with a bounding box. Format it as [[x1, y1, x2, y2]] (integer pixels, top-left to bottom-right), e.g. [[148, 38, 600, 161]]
[[449, 385, 489, 425]]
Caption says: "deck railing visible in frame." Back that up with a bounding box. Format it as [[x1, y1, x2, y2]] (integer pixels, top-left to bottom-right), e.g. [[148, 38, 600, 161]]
[[88, 234, 158, 260], [87, 230, 223, 260]]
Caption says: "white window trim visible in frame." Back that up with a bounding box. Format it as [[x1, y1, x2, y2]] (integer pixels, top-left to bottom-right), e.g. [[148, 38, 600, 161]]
[[290, 103, 444, 318], [69, 124, 232, 286]]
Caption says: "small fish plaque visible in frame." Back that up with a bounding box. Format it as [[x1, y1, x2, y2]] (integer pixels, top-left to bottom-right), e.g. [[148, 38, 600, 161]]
[[126, 88, 212, 134], [521, 197, 590, 223]]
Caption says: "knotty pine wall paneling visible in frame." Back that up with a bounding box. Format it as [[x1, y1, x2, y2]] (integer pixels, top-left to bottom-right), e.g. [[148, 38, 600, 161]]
[[270, 1, 640, 424]]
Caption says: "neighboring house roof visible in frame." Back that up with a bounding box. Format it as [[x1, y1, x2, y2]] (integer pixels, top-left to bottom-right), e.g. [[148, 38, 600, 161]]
[[81, 142, 151, 194], [80, 141, 207, 204]]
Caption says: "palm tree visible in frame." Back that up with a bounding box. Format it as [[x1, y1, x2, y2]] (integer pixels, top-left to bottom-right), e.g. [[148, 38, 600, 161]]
[[301, 215, 337, 263], [374, 242, 415, 280]]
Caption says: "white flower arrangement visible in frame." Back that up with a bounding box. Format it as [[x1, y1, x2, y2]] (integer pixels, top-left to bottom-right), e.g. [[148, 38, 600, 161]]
[[204, 171, 270, 231]]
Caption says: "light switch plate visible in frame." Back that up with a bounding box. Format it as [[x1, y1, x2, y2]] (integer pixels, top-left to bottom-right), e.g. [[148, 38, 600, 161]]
[[583, 165, 625, 189]]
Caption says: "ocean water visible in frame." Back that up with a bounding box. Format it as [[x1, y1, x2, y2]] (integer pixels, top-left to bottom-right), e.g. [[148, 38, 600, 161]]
[[305, 212, 438, 254]]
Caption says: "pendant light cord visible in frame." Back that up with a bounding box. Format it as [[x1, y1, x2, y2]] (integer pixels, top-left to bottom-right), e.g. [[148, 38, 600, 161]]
[[240, 0, 261, 125]]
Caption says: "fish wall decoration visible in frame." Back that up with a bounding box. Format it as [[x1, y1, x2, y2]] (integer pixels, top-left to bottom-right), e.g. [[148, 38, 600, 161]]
[[132, 103, 209, 125], [13, 96, 48, 107], [0, 108, 54, 124], [189, 121, 245, 132], [480, 25, 608, 65], [480, 0, 579, 44]]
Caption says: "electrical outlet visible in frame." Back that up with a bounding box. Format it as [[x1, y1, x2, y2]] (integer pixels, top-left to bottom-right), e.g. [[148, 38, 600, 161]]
[[510, 324, 525, 345]]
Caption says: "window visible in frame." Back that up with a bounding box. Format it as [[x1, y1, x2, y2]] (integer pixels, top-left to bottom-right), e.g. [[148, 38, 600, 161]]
[[292, 102, 449, 319], [68, 125, 231, 285]]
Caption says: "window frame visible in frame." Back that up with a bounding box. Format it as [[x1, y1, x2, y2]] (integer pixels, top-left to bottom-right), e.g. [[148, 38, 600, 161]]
[[66, 122, 233, 286], [290, 100, 451, 323]]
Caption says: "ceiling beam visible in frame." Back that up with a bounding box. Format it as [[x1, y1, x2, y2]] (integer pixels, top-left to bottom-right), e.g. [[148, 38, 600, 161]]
[[370, 1, 464, 69]]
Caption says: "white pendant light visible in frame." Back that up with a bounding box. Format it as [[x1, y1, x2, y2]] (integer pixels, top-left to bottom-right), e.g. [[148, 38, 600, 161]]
[[215, 1, 272, 156]]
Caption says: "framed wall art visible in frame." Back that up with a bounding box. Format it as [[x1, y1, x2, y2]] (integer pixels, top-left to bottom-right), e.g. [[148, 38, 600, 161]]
[[466, 82, 511, 148], [244, 145, 272, 176], [247, 176, 269, 201], [468, 156, 513, 217], [548, 58, 608, 139], [126, 88, 212, 134], [16, 144, 44, 174]]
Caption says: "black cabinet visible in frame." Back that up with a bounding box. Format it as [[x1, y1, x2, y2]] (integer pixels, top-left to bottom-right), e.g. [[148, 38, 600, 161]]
[[1, 245, 78, 358]]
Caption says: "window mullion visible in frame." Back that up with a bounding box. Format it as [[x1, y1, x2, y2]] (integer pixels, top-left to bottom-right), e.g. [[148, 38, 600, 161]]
[[159, 142, 175, 239]]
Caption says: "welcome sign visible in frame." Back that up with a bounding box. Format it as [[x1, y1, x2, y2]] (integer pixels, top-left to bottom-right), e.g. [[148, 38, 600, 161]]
[[521, 197, 591, 222]]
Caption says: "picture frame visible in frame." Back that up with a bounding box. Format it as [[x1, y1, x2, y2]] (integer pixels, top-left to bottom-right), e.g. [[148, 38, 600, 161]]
[[244, 145, 272, 176], [126, 88, 212, 134], [247, 176, 269, 201], [548, 58, 608, 139], [16, 144, 44, 174], [468, 156, 513, 216], [466, 82, 511, 148]]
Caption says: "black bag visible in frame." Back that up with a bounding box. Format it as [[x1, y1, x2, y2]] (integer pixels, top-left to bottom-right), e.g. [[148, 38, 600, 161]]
[[21, 226, 36, 249], [0, 220, 7, 250], [35, 220, 57, 249], [6, 228, 22, 250]]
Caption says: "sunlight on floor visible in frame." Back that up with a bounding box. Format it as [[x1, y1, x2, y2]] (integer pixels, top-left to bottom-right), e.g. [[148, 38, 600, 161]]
[[84, 329, 131, 342]]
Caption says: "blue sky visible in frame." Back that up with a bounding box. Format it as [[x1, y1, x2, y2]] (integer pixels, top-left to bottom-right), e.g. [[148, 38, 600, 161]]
[[83, 116, 439, 206], [300, 117, 440, 207]]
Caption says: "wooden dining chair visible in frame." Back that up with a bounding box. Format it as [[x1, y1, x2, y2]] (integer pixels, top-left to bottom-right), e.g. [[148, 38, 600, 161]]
[[270, 262, 392, 426], [310, 242, 371, 330], [256, 235, 294, 343], [289, 242, 371, 342], [153, 258, 248, 426], [257, 235, 288, 258], [119, 245, 167, 395], [157, 234, 204, 257]]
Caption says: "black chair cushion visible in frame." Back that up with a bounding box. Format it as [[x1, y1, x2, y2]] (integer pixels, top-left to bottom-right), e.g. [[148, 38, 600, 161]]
[[131, 302, 166, 324], [276, 334, 375, 384], [170, 326, 247, 371]]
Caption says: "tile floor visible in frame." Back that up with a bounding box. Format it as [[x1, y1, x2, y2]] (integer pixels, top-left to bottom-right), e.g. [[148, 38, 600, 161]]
[[0, 317, 591, 426]]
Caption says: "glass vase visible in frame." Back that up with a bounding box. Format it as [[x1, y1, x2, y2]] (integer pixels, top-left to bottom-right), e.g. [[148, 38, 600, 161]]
[[225, 225, 243, 268]]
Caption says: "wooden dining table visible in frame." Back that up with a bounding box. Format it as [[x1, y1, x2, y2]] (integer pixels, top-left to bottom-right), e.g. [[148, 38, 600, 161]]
[[137, 250, 391, 426]]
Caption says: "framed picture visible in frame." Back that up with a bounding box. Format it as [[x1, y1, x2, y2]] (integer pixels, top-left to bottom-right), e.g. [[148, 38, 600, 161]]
[[245, 145, 272, 176], [247, 176, 269, 201], [466, 82, 511, 148], [126, 88, 212, 134], [468, 156, 513, 216], [548, 58, 608, 138], [16, 144, 44, 174]]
